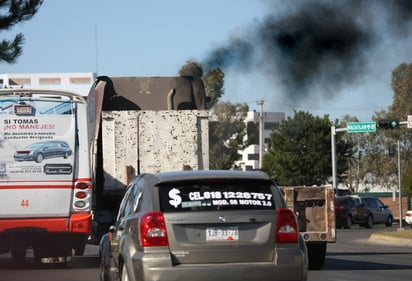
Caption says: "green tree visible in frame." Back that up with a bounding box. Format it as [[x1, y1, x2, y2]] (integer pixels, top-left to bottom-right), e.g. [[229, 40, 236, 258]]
[[339, 115, 363, 192], [263, 111, 353, 186], [0, 0, 43, 63], [389, 62, 412, 195], [390, 63, 412, 119], [178, 60, 203, 79], [359, 63, 412, 193], [342, 63, 412, 193], [202, 68, 224, 109], [209, 101, 248, 169], [402, 162, 412, 197], [362, 110, 398, 191], [337, 115, 387, 193], [246, 121, 259, 146], [179, 60, 224, 109]]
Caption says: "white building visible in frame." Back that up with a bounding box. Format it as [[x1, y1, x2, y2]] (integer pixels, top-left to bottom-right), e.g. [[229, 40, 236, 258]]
[[0, 72, 96, 96], [237, 111, 285, 171]]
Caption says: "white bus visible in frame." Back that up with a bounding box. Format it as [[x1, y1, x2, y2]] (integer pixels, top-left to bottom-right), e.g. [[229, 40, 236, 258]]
[[0, 88, 92, 263]]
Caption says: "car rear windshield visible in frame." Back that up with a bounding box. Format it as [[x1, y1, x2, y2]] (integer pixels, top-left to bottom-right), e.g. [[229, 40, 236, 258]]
[[335, 197, 348, 204], [158, 179, 276, 212]]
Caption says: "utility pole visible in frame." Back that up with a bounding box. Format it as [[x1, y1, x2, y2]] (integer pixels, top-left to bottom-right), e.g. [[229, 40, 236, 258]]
[[95, 25, 99, 75], [257, 100, 264, 169], [397, 139, 403, 229], [331, 126, 337, 190], [331, 126, 347, 191]]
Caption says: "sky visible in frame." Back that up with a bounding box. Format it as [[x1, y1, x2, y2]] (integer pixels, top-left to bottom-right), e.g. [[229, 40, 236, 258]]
[[1, 0, 412, 122]]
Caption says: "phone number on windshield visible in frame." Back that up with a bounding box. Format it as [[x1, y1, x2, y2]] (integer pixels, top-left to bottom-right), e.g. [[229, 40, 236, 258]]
[[189, 191, 272, 201]]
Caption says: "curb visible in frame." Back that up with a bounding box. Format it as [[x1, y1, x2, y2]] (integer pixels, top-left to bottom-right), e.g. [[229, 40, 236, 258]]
[[369, 233, 412, 247]]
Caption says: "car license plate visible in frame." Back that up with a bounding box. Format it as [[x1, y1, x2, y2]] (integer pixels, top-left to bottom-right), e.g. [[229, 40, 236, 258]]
[[206, 226, 239, 241]]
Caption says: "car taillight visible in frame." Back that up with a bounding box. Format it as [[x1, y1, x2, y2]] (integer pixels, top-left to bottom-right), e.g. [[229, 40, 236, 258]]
[[139, 212, 168, 247], [76, 182, 90, 189], [335, 205, 344, 211], [72, 180, 92, 211], [75, 191, 87, 199], [276, 208, 298, 243]]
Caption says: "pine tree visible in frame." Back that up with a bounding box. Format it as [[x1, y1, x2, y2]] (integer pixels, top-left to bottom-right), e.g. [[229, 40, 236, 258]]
[[0, 0, 43, 63]]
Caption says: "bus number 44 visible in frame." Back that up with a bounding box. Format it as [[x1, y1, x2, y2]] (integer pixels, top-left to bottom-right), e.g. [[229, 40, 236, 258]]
[[20, 199, 29, 208]]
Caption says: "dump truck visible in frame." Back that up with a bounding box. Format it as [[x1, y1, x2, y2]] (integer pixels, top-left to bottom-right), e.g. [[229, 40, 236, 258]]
[[86, 76, 209, 242], [86, 76, 335, 271], [280, 185, 336, 270]]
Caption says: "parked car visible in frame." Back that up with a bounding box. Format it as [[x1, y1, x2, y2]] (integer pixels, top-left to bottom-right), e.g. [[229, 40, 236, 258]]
[[99, 170, 308, 281], [404, 210, 412, 227], [358, 196, 394, 228], [335, 195, 361, 229], [14, 140, 72, 163], [335, 195, 393, 229]]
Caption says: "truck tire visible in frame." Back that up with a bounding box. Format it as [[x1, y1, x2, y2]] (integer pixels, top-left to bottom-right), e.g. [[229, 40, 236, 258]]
[[75, 243, 86, 256], [307, 243, 326, 270], [11, 247, 26, 263]]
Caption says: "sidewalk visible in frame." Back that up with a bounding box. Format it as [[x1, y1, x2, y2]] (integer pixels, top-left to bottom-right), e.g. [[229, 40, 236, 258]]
[[369, 232, 412, 247]]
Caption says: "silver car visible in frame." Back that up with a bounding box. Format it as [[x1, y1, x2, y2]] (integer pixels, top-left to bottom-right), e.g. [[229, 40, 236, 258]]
[[99, 170, 308, 281]]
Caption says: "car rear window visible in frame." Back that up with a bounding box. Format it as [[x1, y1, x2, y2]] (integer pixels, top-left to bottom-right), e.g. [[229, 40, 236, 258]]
[[336, 197, 350, 205], [158, 179, 276, 212], [335, 197, 345, 204]]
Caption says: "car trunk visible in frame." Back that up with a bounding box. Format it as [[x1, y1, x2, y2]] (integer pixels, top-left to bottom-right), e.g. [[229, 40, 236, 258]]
[[164, 210, 277, 264]]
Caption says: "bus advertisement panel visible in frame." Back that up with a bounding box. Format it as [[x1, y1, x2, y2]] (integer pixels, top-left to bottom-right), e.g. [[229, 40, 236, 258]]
[[0, 90, 92, 263]]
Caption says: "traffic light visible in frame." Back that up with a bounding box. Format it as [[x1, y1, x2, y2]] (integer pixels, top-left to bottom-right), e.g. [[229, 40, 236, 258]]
[[388, 144, 396, 156], [377, 119, 399, 130]]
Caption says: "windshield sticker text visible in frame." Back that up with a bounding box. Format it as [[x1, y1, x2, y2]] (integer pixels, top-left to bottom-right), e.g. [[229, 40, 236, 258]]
[[168, 190, 273, 208]]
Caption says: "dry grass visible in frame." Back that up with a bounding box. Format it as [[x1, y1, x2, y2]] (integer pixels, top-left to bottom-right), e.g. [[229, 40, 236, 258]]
[[377, 228, 412, 239]]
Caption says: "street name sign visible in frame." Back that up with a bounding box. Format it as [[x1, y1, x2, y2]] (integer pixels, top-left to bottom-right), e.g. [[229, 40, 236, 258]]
[[347, 122, 376, 133], [408, 115, 412, 129]]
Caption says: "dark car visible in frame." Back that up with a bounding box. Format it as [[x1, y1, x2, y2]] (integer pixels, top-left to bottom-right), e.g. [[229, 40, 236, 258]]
[[357, 196, 394, 228], [14, 140, 72, 163], [99, 170, 308, 281], [335, 195, 393, 228], [335, 195, 361, 229]]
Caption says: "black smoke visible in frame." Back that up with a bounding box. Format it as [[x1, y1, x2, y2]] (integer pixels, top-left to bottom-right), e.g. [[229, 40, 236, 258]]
[[202, 0, 412, 101]]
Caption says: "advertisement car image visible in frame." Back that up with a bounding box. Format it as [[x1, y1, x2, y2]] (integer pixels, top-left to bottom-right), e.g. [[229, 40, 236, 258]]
[[13, 140, 72, 163]]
